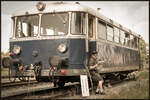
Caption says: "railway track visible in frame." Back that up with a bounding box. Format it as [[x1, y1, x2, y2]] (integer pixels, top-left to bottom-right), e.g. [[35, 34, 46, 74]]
[[2, 80, 37, 88], [2, 82, 80, 99], [1, 77, 135, 99]]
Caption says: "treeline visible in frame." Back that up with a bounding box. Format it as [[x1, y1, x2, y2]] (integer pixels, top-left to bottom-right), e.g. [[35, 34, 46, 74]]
[[139, 36, 149, 69]]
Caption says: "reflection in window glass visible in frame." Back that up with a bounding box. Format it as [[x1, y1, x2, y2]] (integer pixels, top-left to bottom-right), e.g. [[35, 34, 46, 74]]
[[114, 27, 119, 43], [134, 37, 138, 48], [107, 25, 113, 41], [120, 30, 125, 45], [41, 13, 68, 36], [130, 35, 134, 48], [46, 29, 54, 35], [16, 15, 39, 38], [71, 12, 86, 35], [34, 26, 38, 36], [97, 20, 106, 39], [125, 33, 130, 46]]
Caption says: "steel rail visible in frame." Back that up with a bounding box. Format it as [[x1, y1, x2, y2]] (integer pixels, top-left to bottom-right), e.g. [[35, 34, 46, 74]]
[[1, 82, 80, 99]]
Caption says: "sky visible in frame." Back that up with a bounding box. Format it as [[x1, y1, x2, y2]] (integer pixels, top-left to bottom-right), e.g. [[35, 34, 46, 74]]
[[1, 1, 149, 53]]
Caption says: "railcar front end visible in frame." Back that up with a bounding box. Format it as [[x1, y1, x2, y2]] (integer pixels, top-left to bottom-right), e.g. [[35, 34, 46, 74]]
[[2, 9, 89, 85]]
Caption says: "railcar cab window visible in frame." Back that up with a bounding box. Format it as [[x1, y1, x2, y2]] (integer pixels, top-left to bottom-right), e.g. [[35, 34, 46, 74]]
[[16, 15, 39, 38], [71, 12, 86, 35], [107, 24, 113, 41], [41, 13, 68, 36], [97, 20, 106, 40]]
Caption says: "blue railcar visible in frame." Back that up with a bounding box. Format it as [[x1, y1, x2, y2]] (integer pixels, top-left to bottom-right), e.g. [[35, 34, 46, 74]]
[[2, 2, 141, 87]]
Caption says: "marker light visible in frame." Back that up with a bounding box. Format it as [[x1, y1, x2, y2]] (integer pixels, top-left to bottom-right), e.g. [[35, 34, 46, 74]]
[[61, 69, 67, 75], [9, 52, 14, 57]]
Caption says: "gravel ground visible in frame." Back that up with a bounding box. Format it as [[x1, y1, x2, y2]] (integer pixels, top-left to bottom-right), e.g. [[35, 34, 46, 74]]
[[58, 80, 137, 99], [59, 70, 149, 99]]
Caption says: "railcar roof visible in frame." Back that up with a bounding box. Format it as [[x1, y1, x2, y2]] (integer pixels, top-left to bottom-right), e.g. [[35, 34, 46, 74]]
[[12, 2, 140, 37]]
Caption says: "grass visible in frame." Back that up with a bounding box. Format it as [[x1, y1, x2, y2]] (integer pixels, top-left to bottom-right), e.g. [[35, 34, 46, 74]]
[[106, 68, 149, 99]]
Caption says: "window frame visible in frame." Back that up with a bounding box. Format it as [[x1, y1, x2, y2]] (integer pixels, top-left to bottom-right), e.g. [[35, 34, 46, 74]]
[[114, 26, 120, 43], [70, 12, 86, 35], [106, 24, 114, 42], [120, 29, 125, 45], [97, 19, 107, 40], [88, 14, 96, 38], [124, 32, 130, 47], [40, 12, 69, 36], [15, 14, 39, 38]]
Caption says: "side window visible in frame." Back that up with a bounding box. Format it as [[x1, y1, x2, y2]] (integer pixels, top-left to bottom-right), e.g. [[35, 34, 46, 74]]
[[134, 37, 138, 48], [97, 20, 106, 40], [130, 35, 134, 48], [16, 15, 39, 38], [107, 24, 113, 41], [88, 14, 94, 37], [114, 27, 119, 43], [71, 12, 86, 35], [125, 33, 130, 47], [120, 30, 125, 45]]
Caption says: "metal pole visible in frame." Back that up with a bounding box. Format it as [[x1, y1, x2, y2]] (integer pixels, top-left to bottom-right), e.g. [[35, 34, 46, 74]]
[[12, 17, 17, 39], [38, 14, 42, 37]]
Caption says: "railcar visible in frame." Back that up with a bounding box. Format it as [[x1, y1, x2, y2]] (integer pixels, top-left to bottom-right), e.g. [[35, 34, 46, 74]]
[[2, 2, 141, 87]]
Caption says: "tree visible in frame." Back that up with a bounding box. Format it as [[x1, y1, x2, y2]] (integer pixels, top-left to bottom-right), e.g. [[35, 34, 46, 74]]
[[139, 36, 148, 69]]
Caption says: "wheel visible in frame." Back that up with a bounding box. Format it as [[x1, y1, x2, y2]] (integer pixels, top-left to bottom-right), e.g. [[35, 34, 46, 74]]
[[120, 74, 127, 80], [57, 81, 65, 88], [18, 71, 25, 81], [2, 57, 13, 68], [36, 76, 43, 82], [54, 81, 57, 87]]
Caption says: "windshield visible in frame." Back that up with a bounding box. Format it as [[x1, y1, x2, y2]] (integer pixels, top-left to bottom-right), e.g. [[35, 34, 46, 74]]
[[15, 13, 68, 38], [41, 13, 68, 36], [16, 15, 39, 38], [71, 12, 86, 35]]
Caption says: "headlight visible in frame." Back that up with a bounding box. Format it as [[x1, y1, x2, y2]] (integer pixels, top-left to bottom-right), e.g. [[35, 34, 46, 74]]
[[57, 44, 67, 53], [13, 45, 21, 55]]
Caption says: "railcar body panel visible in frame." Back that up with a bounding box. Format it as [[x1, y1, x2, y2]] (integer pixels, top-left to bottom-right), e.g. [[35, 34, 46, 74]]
[[10, 38, 86, 70], [3, 2, 141, 83], [88, 40, 140, 73]]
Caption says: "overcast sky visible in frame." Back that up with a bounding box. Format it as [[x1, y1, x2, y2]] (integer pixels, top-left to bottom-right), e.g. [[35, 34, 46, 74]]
[[1, 1, 149, 52]]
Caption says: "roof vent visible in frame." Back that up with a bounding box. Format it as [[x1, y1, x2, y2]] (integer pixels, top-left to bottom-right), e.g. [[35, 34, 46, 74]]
[[75, 2, 80, 4], [97, 8, 101, 11]]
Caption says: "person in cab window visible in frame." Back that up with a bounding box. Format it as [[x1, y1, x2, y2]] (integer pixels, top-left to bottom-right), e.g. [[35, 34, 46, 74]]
[[89, 51, 105, 95]]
